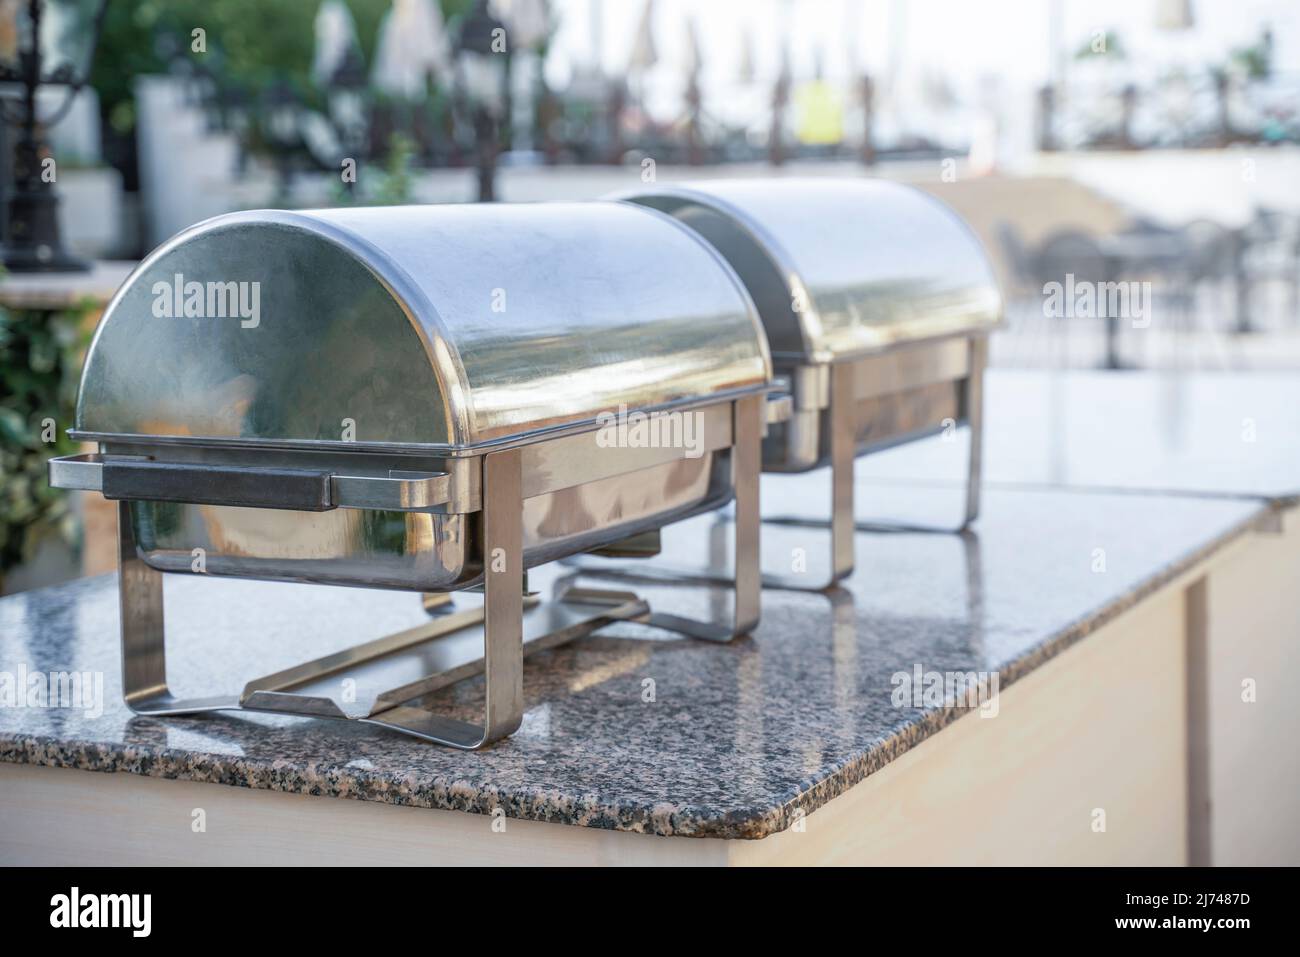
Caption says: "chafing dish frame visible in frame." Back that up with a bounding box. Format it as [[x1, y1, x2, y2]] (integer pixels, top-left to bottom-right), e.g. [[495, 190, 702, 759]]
[[612, 183, 997, 590], [760, 332, 988, 589], [48, 391, 768, 750]]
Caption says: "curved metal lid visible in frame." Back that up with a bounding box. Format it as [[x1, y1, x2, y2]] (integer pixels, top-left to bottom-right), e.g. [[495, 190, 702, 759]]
[[611, 178, 1003, 363], [74, 202, 772, 452]]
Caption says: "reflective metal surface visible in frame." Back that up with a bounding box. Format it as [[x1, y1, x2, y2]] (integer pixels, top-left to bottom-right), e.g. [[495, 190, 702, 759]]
[[761, 335, 975, 473], [74, 202, 772, 450], [611, 178, 999, 584], [61, 202, 778, 594], [74, 394, 743, 591], [98, 399, 766, 749], [55, 201, 778, 746], [109, 446, 730, 592], [612, 178, 1002, 362]]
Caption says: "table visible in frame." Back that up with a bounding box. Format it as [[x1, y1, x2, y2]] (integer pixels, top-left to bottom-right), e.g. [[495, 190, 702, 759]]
[[0, 473, 1280, 864]]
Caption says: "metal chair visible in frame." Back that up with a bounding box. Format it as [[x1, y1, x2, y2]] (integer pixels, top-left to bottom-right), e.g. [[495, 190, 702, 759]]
[[1034, 230, 1113, 368], [995, 220, 1040, 325]]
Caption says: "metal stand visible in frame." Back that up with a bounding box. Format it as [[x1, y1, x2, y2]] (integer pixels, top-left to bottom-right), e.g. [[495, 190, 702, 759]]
[[562, 394, 764, 641], [762, 362, 857, 590], [765, 337, 987, 589], [962, 336, 987, 528], [114, 397, 767, 749], [115, 447, 647, 750], [371, 447, 524, 747], [635, 393, 763, 641]]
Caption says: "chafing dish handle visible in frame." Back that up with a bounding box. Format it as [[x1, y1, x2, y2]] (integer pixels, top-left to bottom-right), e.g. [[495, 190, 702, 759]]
[[765, 391, 794, 425], [48, 454, 454, 512], [100, 459, 335, 511]]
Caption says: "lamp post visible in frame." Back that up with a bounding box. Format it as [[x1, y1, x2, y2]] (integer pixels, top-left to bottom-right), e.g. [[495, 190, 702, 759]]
[[859, 73, 876, 166], [0, 0, 109, 272], [769, 48, 790, 167], [263, 78, 303, 206], [327, 48, 369, 197], [455, 0, 509, 202]]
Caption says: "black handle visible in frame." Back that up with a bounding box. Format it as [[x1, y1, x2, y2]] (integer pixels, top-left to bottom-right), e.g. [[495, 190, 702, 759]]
[[101, 460, 335, 512]]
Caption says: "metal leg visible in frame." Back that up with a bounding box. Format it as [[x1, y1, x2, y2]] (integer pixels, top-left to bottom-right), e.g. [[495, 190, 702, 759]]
[[642, 394, 763, 641], [828, 362, 856, 581], [117, 501, 240, 715], [115, 452, 663, 749], [732, 392, 762, 634], [479, 446, 526, 740], [567, 391, 849, 597], [238, 598, 532, 717], [766, 341, 986, 554], [421, 591, 454, 614], [757, 364, 855, 591], [963, 336, 987, 528], [367, 447, 525, 749]]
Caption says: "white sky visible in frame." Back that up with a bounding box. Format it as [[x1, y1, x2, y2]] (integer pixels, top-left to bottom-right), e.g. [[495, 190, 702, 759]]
[[544, 0, 1300, 105]]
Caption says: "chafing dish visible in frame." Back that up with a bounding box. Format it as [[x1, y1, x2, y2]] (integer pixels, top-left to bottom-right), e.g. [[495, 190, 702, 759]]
[[613, 179, 1002, 586], [48, 203, 776, 748]]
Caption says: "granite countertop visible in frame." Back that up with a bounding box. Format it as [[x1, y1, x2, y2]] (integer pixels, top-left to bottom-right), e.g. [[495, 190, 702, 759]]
[[857, 369, 1300, 510], [0, 481, 1266, 840]]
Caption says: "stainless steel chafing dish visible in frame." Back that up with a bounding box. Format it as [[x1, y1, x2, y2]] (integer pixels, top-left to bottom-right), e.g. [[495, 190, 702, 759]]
[[613, 179, 1002, 586], [49, 202, 777, 748]]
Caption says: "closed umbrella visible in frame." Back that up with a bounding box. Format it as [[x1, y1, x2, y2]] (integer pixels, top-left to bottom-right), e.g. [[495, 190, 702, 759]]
[[628, 0, 657, 75], [492, 0, 549, 51], [683, 15, 702, 81], [1154, 0, 1195, 30], [311, 0, 361, 88], [683, 16, 703, 163], [737, 25, 755, 85], [371, 0, 452, 99]]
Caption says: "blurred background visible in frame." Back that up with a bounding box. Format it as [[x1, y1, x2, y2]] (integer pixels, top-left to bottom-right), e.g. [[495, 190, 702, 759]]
[[1, 0, 1298, 592]]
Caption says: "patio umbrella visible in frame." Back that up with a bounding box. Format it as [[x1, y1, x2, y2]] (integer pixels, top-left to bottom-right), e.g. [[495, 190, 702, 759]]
[[737, 25, 755, 85], [628, 0, 657, 75], [1154, 0, 1195, 30], [492, 0, 549, 51], [371, 0, 452, 99], [311, 0, 361, 88], [683, 15, 702, 81], [683, 16, 703, 162]]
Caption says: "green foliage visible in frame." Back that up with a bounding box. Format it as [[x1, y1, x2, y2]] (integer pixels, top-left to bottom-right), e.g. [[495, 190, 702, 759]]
[[1074, 30, 1127, 61], [0, 299, 93, 577], [371, 131, 418, 204], [1229, 32, 1273, 81], [91, 0, 472, 134]]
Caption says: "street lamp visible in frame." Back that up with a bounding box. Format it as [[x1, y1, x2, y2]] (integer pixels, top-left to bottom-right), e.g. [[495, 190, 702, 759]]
[[454, 0, 509, 202], [262, 78, 304, 205], [326, 47, 368, 196], [0, 0, 109, 272]]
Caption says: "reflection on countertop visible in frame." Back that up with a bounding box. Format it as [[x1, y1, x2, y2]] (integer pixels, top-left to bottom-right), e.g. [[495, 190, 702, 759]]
[[0, 481, 1265, 839]]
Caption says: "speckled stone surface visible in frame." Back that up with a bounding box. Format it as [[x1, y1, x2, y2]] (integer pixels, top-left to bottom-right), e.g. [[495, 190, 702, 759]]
[[0, 483, 1266, 839], [856, 369, 1300, 511]]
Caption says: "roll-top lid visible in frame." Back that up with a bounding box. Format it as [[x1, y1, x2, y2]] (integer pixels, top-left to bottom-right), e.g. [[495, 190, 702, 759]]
[[612, 178, 1002, 363], [74, 202, 772, 451]]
